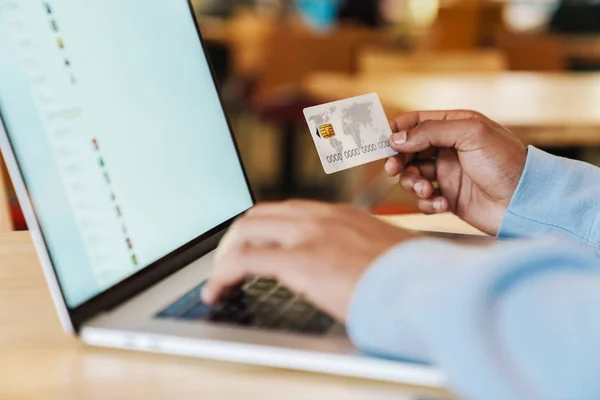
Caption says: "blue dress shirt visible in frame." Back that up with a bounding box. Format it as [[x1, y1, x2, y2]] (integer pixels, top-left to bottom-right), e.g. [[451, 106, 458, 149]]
[[348, 147, 600, 400]]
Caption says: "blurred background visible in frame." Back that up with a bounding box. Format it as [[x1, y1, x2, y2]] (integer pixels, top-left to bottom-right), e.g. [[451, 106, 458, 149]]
[[2, 0, 600, 230]]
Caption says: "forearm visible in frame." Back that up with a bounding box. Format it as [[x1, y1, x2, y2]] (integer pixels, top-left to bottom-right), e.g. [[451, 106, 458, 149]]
[[499, 147, 600, 250], [348, 238, 600, 400]]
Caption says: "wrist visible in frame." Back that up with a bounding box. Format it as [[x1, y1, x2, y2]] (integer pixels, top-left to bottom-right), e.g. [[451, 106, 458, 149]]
[[470, 146, 527, 236]]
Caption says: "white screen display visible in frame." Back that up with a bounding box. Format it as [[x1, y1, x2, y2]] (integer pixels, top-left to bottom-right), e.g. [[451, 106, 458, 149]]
[[0, 0, 253, 307]]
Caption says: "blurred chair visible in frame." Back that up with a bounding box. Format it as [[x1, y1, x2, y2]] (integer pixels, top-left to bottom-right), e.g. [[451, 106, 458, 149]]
[[0, 156, 13, 232], [478, 1, 506, 46], [495, 30, 567, 72], [252, 25, 388, 198], [418, 4, 481, 51], [358, 48, 507, 74], [226, 11, 276, 82], [257, 26, 388, 96]]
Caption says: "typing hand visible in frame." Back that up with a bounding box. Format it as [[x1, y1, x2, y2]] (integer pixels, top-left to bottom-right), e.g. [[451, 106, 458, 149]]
[[386, 110, 527, 236], [201, 200, 415, 323]]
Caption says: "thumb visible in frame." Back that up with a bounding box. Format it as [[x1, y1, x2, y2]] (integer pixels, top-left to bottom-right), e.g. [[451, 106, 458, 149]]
[[390, 118, 487, 154]]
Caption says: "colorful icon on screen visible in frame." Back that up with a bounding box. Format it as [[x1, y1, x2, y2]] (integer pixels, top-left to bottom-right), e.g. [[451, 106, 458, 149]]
[[92, 136, 138, 269]]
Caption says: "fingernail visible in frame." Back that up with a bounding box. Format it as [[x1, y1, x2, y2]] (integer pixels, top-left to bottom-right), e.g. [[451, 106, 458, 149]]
[[201, 288, 212, 304], [384, 158, 393, 173], [433, 199, 443, 211], [393, 131, 407, 145], [414, 182, 424, 196]]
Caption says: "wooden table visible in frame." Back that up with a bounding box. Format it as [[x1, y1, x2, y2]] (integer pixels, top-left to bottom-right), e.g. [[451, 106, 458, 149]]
[[0, 214, 468, 399], [384, 213, 485, 236], [304, 72, 600, 147]]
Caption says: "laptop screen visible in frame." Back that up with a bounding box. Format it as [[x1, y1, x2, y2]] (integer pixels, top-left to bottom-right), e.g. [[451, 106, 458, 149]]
[[0, 1, 253, 308]]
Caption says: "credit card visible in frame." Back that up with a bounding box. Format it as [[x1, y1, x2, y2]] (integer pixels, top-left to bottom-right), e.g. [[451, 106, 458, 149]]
[[303, 93, 397, 174]]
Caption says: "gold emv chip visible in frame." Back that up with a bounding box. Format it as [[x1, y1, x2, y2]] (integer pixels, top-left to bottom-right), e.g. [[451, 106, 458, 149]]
[[318, 123, 336, 139]]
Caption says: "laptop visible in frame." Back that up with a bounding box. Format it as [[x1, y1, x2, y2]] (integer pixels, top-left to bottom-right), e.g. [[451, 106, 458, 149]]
[[0, 0, 444, 388]]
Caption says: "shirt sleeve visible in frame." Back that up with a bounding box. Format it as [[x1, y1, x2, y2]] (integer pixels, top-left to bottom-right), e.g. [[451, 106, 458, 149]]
[[347, 238, 600, 400], [498, 146, 600, 250]]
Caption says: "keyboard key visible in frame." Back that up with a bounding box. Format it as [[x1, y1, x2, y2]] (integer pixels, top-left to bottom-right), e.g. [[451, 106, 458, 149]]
[[264, 295, 290, 309], [304, 312, 334, 334], [286, 299, 313, 316], [249, 279, 277, 291], [156, 278, 333, 336], [258, 299, 291, 318], [244, 286, 268, 299], [270, 287, 294, 301], [242, 277, 259, 290], [271, 318, 296, 332], [271, 313, 311, 332]]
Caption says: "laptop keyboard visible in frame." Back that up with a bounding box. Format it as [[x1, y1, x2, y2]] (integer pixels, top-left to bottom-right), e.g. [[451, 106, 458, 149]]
[[156, 278, 335, 336]]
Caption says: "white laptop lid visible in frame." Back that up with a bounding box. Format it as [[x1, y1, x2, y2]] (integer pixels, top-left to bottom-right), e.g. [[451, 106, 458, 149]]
[[0, 0, 253, 332]]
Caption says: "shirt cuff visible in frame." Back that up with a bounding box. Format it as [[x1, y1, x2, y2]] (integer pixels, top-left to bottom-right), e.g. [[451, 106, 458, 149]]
[[498, 146, 600, 249]]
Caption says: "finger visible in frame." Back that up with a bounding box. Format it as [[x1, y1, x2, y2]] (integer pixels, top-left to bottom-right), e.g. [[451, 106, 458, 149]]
[[417, 197, 449, 215], [415, 180, 435, 199], [385, 142, 437, 177], [391, 117, 490, 154], [384, 154, 407, 176], [415, 148, 438, 160], [217, 216, 322, 259], [390, 110, 484, 133], [399, 168, 435, 199], [398, 167, 421, 192], [203, 247, 308, 304], [410, 161, 437, 181]]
